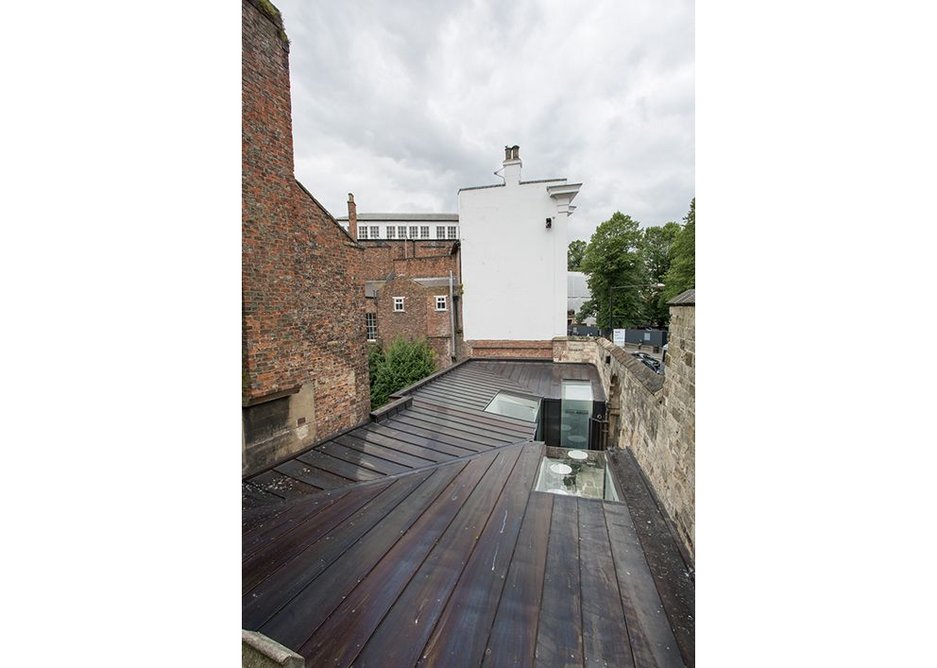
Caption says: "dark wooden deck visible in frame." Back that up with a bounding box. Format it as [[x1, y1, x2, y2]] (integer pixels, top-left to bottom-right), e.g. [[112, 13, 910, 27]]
[[243, 442, 687, 667], [242, 359, 692, 666], [243, 363, 539, 513], [469, 359, 606, 401]]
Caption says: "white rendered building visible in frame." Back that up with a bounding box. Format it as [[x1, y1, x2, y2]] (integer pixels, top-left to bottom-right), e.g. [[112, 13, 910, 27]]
[[459, 146, 581, 356]]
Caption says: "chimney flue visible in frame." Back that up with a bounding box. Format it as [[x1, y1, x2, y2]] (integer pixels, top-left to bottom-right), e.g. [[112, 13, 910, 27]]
[[502, 145, 522, 185], [347, 193, 357, 239]]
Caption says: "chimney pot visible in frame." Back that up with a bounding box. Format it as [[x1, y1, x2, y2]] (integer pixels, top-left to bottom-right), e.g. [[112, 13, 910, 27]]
[[347, 193, 358, 238], [501, 145, 522, 185]]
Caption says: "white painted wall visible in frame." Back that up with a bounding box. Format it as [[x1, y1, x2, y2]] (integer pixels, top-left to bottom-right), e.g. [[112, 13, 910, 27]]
[[459, 163, 580, 341]]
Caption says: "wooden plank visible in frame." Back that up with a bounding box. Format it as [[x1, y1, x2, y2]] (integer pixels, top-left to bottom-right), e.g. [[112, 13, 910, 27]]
[[578, 498, 635, 668], [535, 495, 584, 668], [295, 449, 383, 482], [391, 413, 511, 447], [242, 479, 393, 593], [419, 442, 544, 667], [256, 462, 467, 649], [247, 469, 321, 500], [273, 458, 351, 491], [316, 440, 411, 476], [334, 433, 437, 469], [352, 446, 525, 667], [242, 482, 283, 508], [349, 426, 450, 463], [397, 411, 520, 444], [242, 487, 351, 560], [414, 386, 490, 409], [482, 491, 554, 668], [243, 469, 438, 631], [409, 399, 536, 436], [407, 404, 533, 440], [382, 416, 489, 453], [419, 381, 493, 400], [365, 421, 475, 459], [604, 502, 686, 668]]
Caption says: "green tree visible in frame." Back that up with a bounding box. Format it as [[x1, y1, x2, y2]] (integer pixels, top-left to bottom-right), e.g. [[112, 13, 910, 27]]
[[640, 222, 681, 327], [663, 198, 695, 302], [577, 212, 645, 330], [370, 337, 436, 409], [567, 239, 587, 271]]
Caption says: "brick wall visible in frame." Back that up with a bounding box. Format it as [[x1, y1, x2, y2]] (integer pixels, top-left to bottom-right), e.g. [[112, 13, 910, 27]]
[[372, 277, 458, 365], [242, 0, 370, 474], [357, 237, 464, 369], [553, 302, 695, 560], [465, 340, 554, 359]]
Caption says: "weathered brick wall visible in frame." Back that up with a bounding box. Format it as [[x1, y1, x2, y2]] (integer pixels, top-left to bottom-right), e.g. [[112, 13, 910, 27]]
[[357, 238, 463, 369], [467, 340, 554, 359], [242, 0, 369, 474], [373, 277, 457, 365], [553, 304, 695, 560], [392, 254, 459, 279]]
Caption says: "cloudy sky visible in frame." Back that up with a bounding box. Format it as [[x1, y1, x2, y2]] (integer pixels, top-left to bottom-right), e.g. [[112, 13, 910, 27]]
[[275, 0, 694, 243]]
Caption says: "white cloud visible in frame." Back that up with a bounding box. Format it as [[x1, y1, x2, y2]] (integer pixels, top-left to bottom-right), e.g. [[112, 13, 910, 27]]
[[276, 0, 694, 240]]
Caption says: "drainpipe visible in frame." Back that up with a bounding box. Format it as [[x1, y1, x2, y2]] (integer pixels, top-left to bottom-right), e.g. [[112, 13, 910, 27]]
[[449, 270, 457, 361]]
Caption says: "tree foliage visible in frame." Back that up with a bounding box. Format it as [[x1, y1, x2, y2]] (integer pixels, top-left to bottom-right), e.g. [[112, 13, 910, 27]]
[[663, 198, 695, 302], [567, 239, 587, 271], [369, 337, 436, 409], [577, 212, 645, 329], [640, 222, 681, 327]]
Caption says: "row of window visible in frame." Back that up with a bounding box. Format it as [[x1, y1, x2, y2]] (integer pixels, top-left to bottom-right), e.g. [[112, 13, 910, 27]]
[[366, 296, 448, 341], [358, 225, 458, 240]]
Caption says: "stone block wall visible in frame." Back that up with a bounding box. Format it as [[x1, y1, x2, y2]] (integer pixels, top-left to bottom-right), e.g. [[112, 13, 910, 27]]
[[553, 302, 695, 560], [242, 0, 370, 475]]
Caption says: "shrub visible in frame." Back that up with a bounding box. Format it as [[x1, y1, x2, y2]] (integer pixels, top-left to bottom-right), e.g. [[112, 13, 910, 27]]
[[370, 338, 436, 409]]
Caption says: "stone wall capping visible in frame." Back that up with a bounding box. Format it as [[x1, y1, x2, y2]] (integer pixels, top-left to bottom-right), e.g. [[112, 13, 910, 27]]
[[242, 629, 304, 667]]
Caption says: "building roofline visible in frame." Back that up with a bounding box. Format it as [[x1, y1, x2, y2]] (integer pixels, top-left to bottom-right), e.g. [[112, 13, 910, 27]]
[[458, 177, 568, 193], [295, 179, 358, 244], [336, 213, 459, 222]]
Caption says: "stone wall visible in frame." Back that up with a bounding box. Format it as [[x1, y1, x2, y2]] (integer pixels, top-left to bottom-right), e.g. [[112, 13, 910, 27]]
[[553, 301, 695, 560], [242, 0, 370, 475]]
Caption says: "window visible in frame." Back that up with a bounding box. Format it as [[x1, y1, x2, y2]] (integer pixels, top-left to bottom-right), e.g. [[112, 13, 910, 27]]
[[436, 226, 446, 239], [409, 226, 418, 239], [365, 313, 377, 341], [370, 225, 380, 239], [398, 225, 406, 239], [386, 226, 395, 239], [358, 226, 368, 239], [420, 226, 430, 239], [447, 225, 457, 239], [393, 297, 405, 312], [435, 295, 447, 311]]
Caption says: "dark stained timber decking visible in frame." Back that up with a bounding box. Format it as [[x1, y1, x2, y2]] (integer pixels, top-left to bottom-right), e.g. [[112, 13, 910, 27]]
[[535, 496, 584, 668], [419, 443, 544, 667], [483, 490, 554, 668], [578, 498, 635, 668], [242, 360, 691, 667], [317, 447, 523, 667]]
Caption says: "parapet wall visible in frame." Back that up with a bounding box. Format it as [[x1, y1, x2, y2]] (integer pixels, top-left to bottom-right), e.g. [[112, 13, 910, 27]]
[[553, 305, 695, 560]]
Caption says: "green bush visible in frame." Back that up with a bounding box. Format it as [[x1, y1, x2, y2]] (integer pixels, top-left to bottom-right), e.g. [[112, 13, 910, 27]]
[[369, 338, 436, 409]]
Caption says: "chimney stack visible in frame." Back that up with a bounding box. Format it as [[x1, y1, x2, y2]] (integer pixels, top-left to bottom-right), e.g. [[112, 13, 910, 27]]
[[502, 145, 521, 185], [347, 193, 357, 238]]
